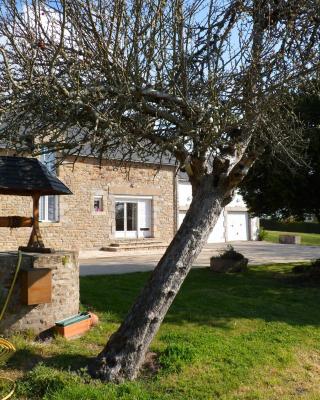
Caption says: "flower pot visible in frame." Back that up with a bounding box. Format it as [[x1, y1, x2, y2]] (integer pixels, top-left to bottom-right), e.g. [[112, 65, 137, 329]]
[[89, 312, 99, 326], [55, 312, 91, 339], [210, 257, 248, 273]]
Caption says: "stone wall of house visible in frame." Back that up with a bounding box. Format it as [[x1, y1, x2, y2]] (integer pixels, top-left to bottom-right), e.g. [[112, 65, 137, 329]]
[[0, 251, 79, 334], [0, 157, 176, 250]]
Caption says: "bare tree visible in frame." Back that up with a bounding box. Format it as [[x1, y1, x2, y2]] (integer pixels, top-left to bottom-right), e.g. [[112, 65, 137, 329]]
[[0, 0, 319, 382]]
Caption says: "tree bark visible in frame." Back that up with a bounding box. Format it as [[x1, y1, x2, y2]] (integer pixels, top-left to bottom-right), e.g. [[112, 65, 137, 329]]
[[314, 212, 320, 223], [89, 175, 228, 382]]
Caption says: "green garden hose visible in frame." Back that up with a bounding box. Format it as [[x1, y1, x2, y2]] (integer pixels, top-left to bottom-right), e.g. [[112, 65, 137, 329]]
[[0, 250, 23, 400]]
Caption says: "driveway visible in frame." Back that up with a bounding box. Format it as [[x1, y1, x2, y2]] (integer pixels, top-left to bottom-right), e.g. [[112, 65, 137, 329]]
[[80, 241, 320, 276]]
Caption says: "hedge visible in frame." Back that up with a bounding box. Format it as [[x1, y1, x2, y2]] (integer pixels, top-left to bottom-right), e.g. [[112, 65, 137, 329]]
[[261, 219, 320, 234]]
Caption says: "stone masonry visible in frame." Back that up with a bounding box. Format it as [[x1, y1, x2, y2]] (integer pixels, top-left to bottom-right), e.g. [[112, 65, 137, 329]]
[[0, 251, 79, 334], [0, 156, 177, 250]]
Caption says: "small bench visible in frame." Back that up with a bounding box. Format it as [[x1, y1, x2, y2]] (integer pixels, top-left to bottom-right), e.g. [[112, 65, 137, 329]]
[[279, 235, 301, 245]]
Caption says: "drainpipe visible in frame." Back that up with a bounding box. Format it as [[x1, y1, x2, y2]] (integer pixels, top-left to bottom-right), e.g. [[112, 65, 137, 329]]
[[173, 168, 179, 234], [223, 208, 228, 242], [248, 214, 252, 241]]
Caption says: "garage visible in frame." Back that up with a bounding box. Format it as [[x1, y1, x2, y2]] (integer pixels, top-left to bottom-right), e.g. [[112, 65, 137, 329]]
[[177, 174, 258, 243], [226, 211, 248, 241], [207, 212, 225, 243], [178, 210, 250, 243], [178, 211, 225, 243], [177, 175, 255, 242]]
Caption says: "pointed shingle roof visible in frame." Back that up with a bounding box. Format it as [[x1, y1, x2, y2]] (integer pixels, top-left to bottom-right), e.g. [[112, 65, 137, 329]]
[[0, 156, 72, 196]]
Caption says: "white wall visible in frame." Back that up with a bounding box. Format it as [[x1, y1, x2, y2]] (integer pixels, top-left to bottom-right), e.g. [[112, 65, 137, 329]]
[[178, 181, 192, 207], [250, 217, 260, 240], [178, 183, 247, 210]]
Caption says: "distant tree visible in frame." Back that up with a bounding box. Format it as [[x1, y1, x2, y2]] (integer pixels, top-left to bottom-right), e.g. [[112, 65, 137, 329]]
[[240, 87, 320, 222], [0, 0, 319, 382]]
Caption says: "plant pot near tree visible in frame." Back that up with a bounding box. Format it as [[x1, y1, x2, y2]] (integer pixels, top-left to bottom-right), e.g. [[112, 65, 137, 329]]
[[210, 246, 248, 273]]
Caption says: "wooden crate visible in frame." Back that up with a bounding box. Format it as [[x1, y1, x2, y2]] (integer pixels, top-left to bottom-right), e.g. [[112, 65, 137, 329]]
[[55, 318, 91, 339], [20, 268, 52, 305]]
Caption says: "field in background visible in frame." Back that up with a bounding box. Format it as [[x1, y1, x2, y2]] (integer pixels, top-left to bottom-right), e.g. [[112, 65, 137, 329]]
[[265, 230, 320, 247], [261, 219, 320, 234]]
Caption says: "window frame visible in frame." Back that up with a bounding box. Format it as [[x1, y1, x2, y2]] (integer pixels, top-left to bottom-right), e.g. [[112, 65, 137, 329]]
[[93, 195, 104, 213], [39, 151, 60, 223], [39, 195, 60, 223]]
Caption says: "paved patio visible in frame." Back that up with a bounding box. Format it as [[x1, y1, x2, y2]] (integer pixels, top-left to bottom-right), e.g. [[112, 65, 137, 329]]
[[80, 241, 320, 276]]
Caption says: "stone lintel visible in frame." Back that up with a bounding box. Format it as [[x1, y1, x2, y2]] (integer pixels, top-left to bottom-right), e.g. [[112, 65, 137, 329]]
[[225, 206, 248, 212], [110, 186, 160, 196]]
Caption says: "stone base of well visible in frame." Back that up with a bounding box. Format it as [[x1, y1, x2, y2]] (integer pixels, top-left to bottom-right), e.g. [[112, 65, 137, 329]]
[[0, 251, 79, 334]]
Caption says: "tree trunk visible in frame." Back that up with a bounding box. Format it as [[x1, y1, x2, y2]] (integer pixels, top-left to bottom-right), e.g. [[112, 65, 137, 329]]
[[314, 212, 320, 224], [89, 175, 227, 382]]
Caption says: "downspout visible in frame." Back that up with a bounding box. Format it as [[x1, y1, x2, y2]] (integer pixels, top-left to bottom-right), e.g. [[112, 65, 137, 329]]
[[223, 208, 228, 242], [173, 167, 179, 234]]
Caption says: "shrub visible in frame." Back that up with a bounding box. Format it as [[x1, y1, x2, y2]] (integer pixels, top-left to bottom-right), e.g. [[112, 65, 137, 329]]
[[257, 227, 267, 241], [217, 245, 245, 261]]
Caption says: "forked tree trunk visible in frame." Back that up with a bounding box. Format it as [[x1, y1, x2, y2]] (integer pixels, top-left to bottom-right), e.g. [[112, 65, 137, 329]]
[[89, 175, 228, 382]]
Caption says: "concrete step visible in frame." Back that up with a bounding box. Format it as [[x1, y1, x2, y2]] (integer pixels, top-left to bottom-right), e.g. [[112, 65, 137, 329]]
[[101, 243, 167, 252], [109, 240, 164, 248], [110, 238, 160, 243]]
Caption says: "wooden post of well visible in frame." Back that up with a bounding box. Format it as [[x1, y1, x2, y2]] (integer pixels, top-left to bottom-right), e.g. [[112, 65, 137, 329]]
[[27, 193, 45, 248]]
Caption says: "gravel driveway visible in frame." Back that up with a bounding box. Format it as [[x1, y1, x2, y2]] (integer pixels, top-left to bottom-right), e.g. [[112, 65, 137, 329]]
[[80, 241, 320, 276]]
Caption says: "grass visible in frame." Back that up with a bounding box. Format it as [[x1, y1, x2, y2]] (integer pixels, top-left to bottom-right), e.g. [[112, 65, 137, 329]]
[[2, 264, 320, 399], [265, 230, 320, 246]]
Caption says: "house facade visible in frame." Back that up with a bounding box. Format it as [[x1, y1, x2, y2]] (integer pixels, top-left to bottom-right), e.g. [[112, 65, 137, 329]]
[[178, 174, 259, 242], [0, 155, 177, 251], [0, 153, 258, 251]]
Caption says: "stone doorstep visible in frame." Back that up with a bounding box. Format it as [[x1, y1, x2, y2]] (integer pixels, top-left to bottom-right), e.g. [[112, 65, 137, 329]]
[[109, 240, 164, 248], [110, 238, 162, 243], [101, 244, 168, 252]]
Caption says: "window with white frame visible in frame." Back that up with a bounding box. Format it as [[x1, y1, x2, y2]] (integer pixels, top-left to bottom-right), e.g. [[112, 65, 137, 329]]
[[93, 195, 103, 212], [39, 152, 59, 222]]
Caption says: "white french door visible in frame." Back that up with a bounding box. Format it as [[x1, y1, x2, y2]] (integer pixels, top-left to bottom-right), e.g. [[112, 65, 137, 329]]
[[115, 201, 138, 238], [115, 197, 152, 239]]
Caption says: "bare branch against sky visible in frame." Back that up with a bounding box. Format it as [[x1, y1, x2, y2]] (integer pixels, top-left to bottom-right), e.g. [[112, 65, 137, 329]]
[[0, 1, 318, 181]]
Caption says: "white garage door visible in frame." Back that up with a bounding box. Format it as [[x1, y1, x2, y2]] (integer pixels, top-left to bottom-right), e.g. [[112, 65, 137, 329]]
[[207, 212, 225, 243], [227, 212, 248, 241], [178, 211, 225, 243]]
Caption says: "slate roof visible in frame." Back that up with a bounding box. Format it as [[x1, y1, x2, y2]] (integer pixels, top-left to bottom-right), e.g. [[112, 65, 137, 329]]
[[77, 143, 177, 167], [0, 156, 72, 196]]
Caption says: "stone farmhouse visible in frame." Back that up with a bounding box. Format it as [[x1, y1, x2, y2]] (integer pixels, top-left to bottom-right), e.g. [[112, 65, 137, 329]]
[[0, 152, 258, 251]]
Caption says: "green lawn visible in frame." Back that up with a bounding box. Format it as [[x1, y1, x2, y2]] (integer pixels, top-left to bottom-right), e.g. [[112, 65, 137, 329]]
[[3, 265, 320, 399], [265, 230, 320, 246]]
